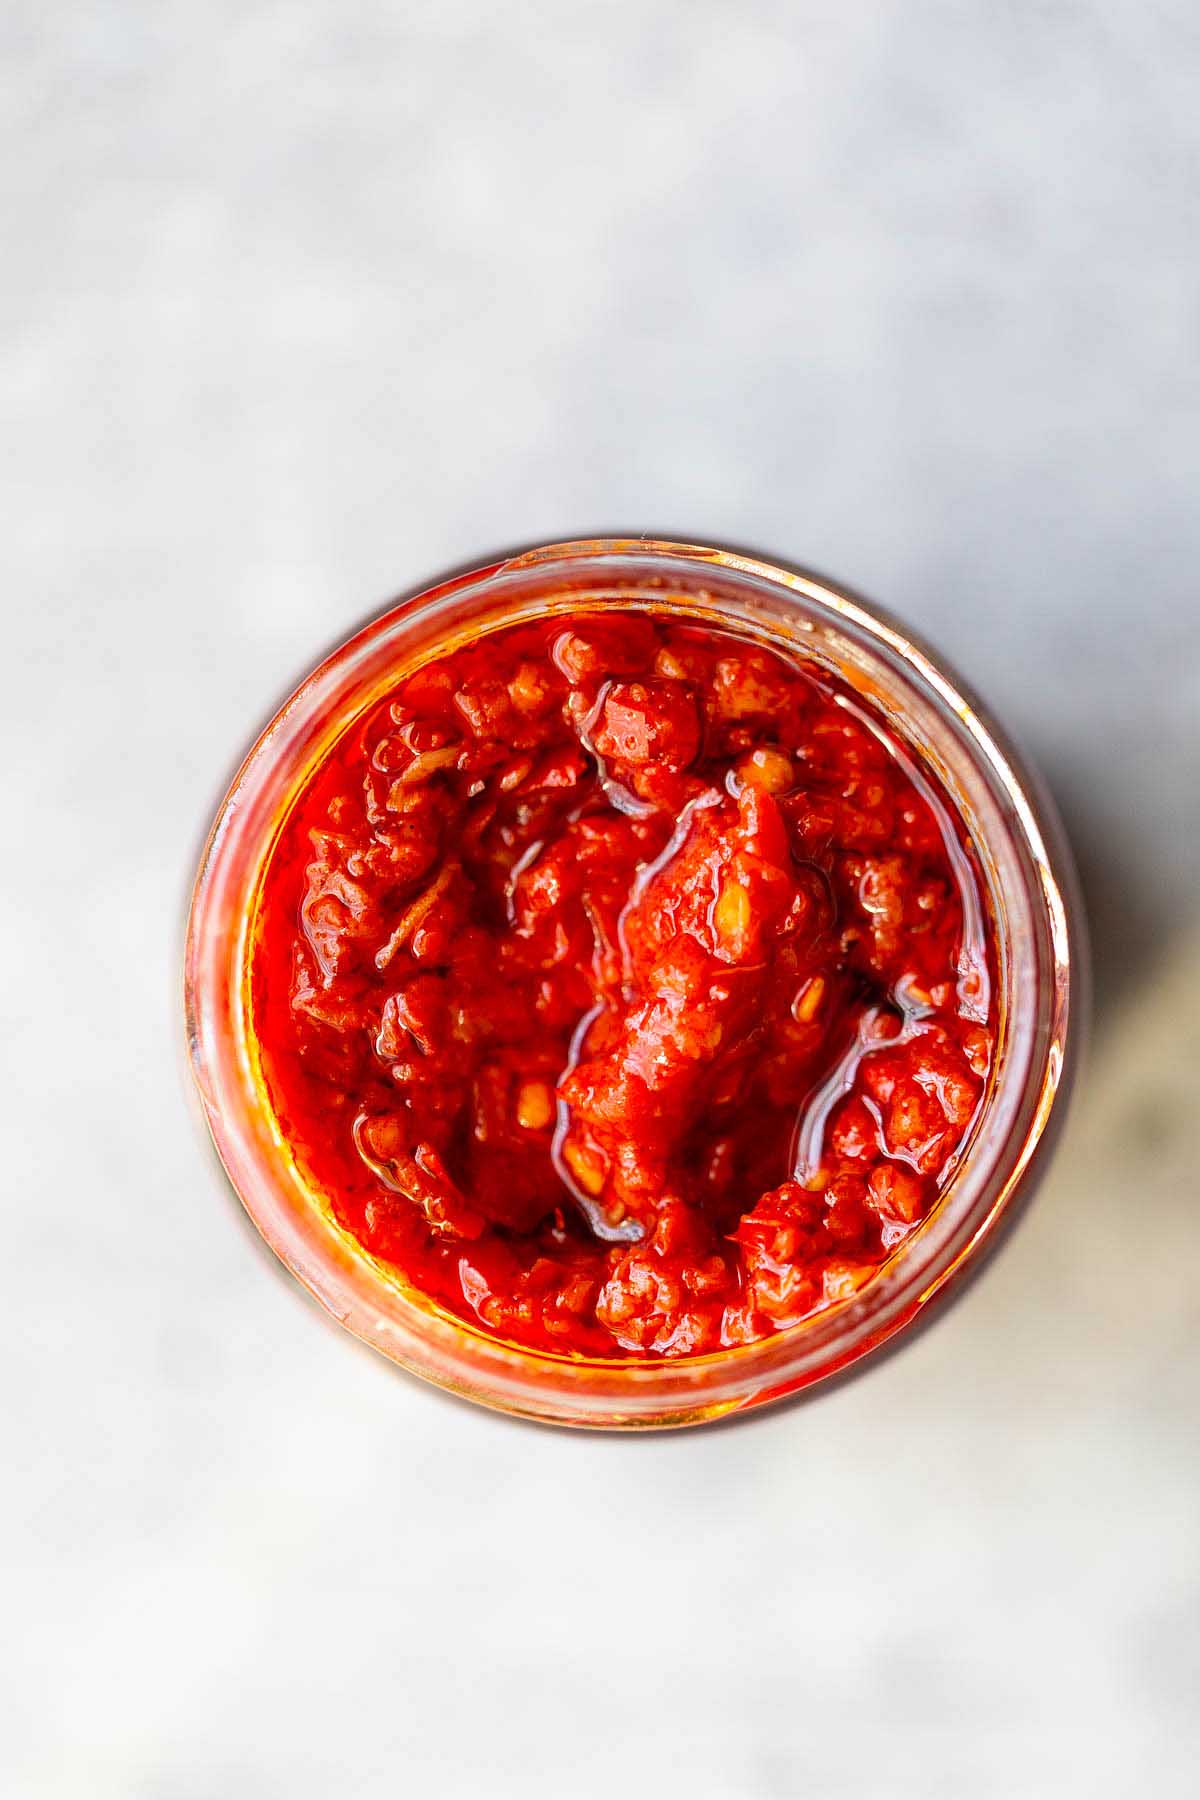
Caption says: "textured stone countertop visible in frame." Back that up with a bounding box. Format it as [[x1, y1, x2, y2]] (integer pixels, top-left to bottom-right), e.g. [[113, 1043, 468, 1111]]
[[3, 5, 1198, 1796]]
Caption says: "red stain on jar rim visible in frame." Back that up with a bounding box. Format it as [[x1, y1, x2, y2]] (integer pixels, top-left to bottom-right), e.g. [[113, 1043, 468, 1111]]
[[252, 609, 998, 1360]]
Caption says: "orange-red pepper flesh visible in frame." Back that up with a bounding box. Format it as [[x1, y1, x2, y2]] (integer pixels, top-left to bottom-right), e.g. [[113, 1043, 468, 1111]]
[[253, 611, 996, 1358]]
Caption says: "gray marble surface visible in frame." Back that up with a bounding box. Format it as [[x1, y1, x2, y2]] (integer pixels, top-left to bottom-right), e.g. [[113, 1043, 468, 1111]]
[[4, 5, 1198, 1796]]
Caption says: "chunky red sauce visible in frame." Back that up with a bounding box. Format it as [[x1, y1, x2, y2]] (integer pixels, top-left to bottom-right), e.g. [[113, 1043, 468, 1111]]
[[253, 611, 995, 1358]]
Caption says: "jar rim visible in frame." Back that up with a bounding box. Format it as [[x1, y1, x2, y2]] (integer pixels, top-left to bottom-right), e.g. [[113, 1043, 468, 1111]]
[[183, 538, 1084, 1428]]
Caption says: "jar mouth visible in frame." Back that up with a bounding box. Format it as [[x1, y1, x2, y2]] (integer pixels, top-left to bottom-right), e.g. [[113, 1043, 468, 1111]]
[[184, 538, 1081, 1428]]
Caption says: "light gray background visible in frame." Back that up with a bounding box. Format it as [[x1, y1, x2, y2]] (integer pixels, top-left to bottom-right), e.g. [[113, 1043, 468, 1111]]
[[4, 5, 1198, 1797]]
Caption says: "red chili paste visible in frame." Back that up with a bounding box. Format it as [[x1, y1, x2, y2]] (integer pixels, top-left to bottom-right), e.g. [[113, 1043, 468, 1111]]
[[253, 611, 995, 1358]]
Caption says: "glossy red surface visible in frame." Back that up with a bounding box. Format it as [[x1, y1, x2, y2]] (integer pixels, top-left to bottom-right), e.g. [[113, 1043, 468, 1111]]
[[253, 610, 996, 1359]]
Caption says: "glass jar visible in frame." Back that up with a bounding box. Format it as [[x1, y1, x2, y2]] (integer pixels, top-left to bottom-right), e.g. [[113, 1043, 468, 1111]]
[[184, 538, 1083, 1428]]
